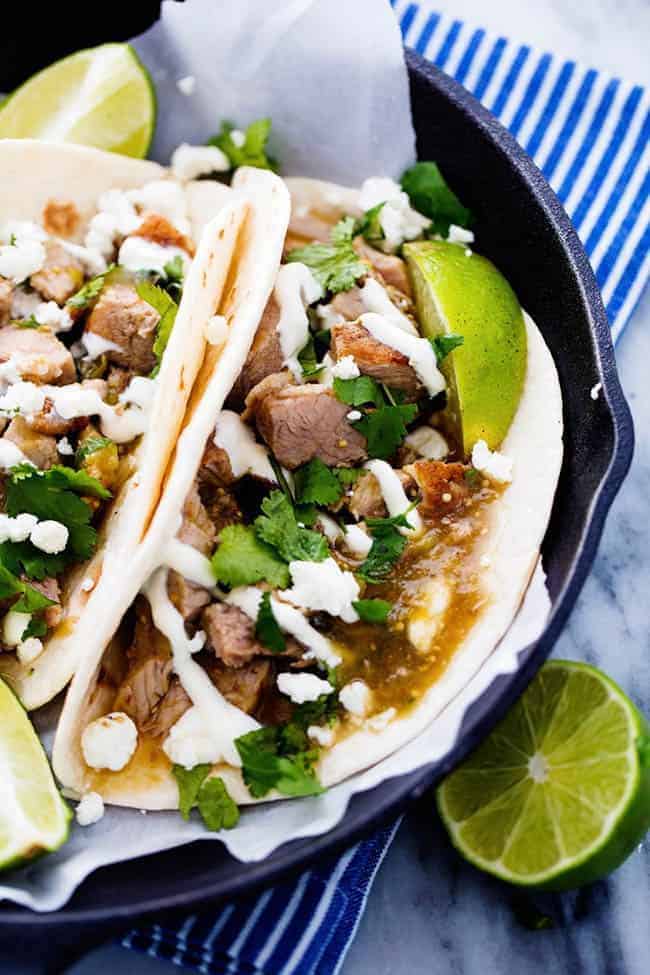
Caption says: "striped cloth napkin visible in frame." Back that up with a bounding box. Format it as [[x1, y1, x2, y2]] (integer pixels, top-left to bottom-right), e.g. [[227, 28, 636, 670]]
[[123, 3, 649, 972]]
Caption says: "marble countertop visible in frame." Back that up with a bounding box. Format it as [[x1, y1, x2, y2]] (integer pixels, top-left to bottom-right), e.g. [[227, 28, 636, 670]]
[[12, 2, 650, 973]]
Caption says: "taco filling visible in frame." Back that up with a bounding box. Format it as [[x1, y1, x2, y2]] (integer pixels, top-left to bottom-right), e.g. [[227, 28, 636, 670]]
[[66, 153, 554, 817]]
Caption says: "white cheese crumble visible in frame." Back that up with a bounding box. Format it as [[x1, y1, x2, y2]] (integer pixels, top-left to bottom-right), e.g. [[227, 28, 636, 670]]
[[0, 440, 31, 470], [2, 611, 31, 648], [277, 672, 334, 704], [308, 724, 335, 747], [81, 712, 138, 771], [176, 75, 196, 96], [170, 144, 230, 181], [405, 425, 449, 460], [57, 436, 74, 456], [0, 239, 46, 283], [339, 680, 372, 717], [331, 355, 360, 380], [81, 577, 95, 592], [346, 409, 362, 421], [360, 312, 445, 397], [343, 523, 373, 557], [75, 791, 105, 827], [471, 439, 513, 484], [590, 382, 602, 401], [447, 224, 475, 245], [118, 236, 189, 276], [273, 263, 323, 379], [16, 637, 43, 665], [84, 189, 140, 259], [163, 706, 223, 770], [127, 180, 191, 236], [0, 380, 46, 415], [0, 513, 38, 542], [315, 512, 341, 544], [285, 558, 360, 623], [33, 301, 73, 332], [230, 129, 246, 148], [358, 177, 429, 252], [214, 410, 276, 482], [30, 520, 68, 554], [205, 314, 229, 346], [364, 459, 422, 534], [366, 707, 396, 732]]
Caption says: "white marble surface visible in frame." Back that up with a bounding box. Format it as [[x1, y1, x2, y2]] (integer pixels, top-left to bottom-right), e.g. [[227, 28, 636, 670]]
[[13, 2, 650, 973]]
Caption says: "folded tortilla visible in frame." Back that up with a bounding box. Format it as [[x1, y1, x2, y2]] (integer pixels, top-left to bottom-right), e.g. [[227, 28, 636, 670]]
[[52, 172, 562, 809], [0, 140, 242, 709]]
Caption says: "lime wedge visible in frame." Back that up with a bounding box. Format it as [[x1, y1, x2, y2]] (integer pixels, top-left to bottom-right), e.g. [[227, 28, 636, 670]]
[[437, 661, 650, 890], [403, 240, 527, 456], [0, 678, 70, 870], [0, 44, 155, 158]]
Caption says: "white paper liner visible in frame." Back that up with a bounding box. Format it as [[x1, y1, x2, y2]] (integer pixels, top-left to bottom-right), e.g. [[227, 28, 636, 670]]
[[0, 0, 553, 911]]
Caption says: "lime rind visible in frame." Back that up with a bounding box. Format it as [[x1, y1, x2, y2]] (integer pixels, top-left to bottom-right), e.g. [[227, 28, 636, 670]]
[[437, 661, 650, 890]]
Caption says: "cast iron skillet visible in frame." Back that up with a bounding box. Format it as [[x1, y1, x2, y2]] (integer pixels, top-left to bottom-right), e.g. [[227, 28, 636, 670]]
[[0, 19, 634, 973]]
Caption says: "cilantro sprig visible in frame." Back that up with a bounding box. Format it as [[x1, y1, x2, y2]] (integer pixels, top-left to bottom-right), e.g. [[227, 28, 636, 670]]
[[254, 491, 328, 564], [211, 524, 289, 589], [236, 726, 321, 799], [332, 376, 418, 459], [352, 598, 392, 624], [208, 118, 277, 172], [357, 507, 417, 584], [286, 217, 366, 294], [401, 162, 472, 237], [355, 202, 386, 247], [172, 765, 239, 830], [67, 264, 116, 311], [135, 280, 178, 375], [430, 333, 464, 363]]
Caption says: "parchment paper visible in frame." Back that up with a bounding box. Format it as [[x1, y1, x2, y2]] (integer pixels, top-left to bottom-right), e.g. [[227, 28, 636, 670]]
[[0, 0, 552, 911]]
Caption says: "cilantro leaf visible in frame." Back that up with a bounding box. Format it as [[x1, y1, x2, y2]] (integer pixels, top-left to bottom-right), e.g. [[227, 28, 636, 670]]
[[211, 524, 289, 589], [163, 255, 184, 287], [352, 598, 392, 624], [197, 777, 240, 830], [334, 467, 362, 487], [255, 591, 286, 653], [355, 202, 386, 246], [135, 280, 178, 374], [401, 162, 472, 237], [357, 526, 408, 583], [23, 615, 48, 639], [66, 264, 116, 311], [235, 727, 323, 799], [254, 491, 328, 563], [0, 539, 65, 581], [171, 763, 211, 820], [286, 217, 366, 294], [6, 465, 110, 566], [333, 375, 384, 408], [365, 504, 418, 531], [172, 765, 239, 830], [293, 459, 343, 506], [208, 118, 277, 172], [352, 404, 418, 459], [76, 436, 113, 465], [11, 315, 40, 329], [430, 333, 464, 363], [0, 563, 54, 614], [297, 334, 322, 379]]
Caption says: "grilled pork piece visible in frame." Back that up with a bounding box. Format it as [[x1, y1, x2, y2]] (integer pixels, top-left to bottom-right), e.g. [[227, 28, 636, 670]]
[[30, 241, 84, 304], [132, 214, 195, 255], [205, 657, 273, 716], [229, 295, 283, 406], [408, 460, 470, 517], [331, 321, 420, 395], [85, 283, 160, 374], [255, 384, 367, 468], [347, 468, 415, 521], [0, 325, 75, 385], [177, 482, 217, 556], [353, 238, 412, 296], [3, 417, 58, 469]]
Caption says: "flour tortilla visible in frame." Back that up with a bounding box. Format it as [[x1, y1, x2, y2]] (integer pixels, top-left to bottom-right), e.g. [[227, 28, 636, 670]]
[[0, 140, 239, 709], [53, 174, 563, 808]]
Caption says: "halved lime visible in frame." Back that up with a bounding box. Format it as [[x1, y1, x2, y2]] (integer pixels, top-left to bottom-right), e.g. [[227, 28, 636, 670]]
[[0, 679, 70, 870], [437, 661, 650, 890], [0, 44, 156, 158], [404, 240, 527, 456]]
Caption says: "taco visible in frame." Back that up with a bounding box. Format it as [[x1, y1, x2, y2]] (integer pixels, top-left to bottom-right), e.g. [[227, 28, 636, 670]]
[[52, 163, 562, 813], [0, 139, 245, 709]]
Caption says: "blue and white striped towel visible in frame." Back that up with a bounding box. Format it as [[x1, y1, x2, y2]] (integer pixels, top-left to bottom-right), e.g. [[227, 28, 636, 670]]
[[123, 4, 649, 972]]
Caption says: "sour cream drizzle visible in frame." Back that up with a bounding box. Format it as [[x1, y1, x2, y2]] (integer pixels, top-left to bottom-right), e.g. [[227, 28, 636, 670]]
[[358, 278, 417, 335], [273, 263, 322, 379], [226, 586, 342, 668], [213, 410, 276, 482], [162, 538, 216, 590], [144, 568, 258, 766], [359, 312, 445, 396], [364, 459, 422, 534]]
